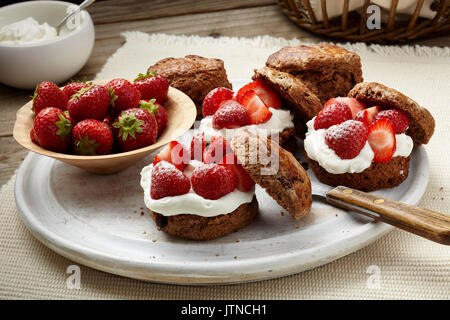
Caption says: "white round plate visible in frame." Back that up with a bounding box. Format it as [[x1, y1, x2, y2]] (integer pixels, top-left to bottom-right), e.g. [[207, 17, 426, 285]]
[[14, 80, 430, 284]]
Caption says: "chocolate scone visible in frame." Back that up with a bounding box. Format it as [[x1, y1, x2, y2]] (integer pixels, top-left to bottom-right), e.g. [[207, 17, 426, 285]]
[[348, 82, 435, 145], [150, 195, 258, 241], [148, 55, 232, 119], [232, 129, 312, 219], [308, 156, 410, 192], [252, 66, 323, 137], [266, 44, 363, 104]]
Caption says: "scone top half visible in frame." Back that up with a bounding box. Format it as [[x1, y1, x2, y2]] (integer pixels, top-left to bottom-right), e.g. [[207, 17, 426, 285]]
[[147, 55, 232, 118], [232, 128, 312, 219], [348, 82, 435, 145], [252, 66, 323, 137], [265, 44, 363, 104]]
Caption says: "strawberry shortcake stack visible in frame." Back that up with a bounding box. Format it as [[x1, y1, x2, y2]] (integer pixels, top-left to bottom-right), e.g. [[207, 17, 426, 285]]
[[198, 67, 323, 146], [140, 134, 258, 240], [304, 82, 435, 191]]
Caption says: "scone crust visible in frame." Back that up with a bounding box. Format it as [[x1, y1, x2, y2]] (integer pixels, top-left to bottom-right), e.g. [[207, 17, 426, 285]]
[[308, 156, 410, 192], [232, 129, 312, 219], [266, 44, 363, 104], [348, 82, 435, 145], [150, 195, 258, 241], [148, 55, 232, 117], [252, 67, 323, 137]]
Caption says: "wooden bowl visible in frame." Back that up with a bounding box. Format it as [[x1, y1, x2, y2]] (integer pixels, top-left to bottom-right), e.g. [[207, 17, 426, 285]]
[[13, 80, 197, 174]]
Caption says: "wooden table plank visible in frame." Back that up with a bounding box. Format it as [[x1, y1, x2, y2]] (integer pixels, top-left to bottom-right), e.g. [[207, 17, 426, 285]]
[[89, 0, 275, 24]]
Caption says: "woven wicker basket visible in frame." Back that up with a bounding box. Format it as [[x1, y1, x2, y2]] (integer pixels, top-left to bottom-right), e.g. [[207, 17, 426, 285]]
[[277, 0, 450, 42]]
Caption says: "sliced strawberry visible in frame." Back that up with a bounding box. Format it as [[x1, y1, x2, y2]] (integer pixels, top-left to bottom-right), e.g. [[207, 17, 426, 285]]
[[354, 106, 381, 126], [201, 87, 234, 117], [212, 100, 249, 129], [220, 153, 255, 192], [239, 90, 272, 125], [150, 161, 191, 199], [190, 132, 206, 162], [153, 140, 189, 171], [203, 135, 233, 164], [314, 100, 352, 130], [191, 163, 236, 200], [374, 109, 409, 134], [236, 80, 281, 109], [325, 120, 368, 159], [368, 119, 396, 163], [324, 97, 366, 118]]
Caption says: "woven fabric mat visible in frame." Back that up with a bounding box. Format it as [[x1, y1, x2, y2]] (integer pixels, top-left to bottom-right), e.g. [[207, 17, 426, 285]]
[[1, 32, 449, 299]]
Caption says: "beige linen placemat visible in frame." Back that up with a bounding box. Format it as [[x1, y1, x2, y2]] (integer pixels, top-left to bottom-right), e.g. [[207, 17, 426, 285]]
[[1, 32, 449, 299]]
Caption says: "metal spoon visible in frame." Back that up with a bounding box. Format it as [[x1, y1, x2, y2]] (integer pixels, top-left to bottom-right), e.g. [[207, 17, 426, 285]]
[[54, 0, 96, 35]]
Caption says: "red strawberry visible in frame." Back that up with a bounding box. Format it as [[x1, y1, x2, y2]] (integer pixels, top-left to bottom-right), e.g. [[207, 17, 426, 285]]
[[374, 109, 409, 134], [204, 135, 233, 164], [32, 81, 68, 114], [72, 119, 113, 155], [201, 87, 234, 117], [220, 153, 255, 192], [139, 99, 168, 135], [106, 78, 141, 114], [190, 132, 206, 162], [238, 90, 272, 125], [325, 120, 368, 159], [324, 97, 366, 118], [32, 107, 72, 152], [368, 119, 396, 163], [354, 106, 381, 126], [236, 80, 282, 109], [112, 108, 158, 152], [150, 161, 191, 200], [30, 128, 38, 144], [191, 163, 236, 200], [314, 100, 352, 130], [62, 79, 90, 100], [212, 100, 249, 129], [68, 83, 110, 122], [153, 140, 189, 171], [133, 71, 169, 104]]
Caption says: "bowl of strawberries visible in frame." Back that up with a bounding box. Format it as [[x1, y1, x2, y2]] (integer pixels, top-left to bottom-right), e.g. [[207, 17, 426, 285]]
[[13, 72, 197, 174]]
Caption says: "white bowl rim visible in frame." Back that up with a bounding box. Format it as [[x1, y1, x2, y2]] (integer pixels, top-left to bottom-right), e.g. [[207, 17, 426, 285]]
[[0, 0, 92, 48]]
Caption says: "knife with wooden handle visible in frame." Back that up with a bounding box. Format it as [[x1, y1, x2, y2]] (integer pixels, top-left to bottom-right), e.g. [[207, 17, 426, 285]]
[[312, 184, 450, 245]]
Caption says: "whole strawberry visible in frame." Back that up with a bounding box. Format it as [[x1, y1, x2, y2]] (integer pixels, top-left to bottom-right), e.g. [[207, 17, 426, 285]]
[[112, 108, 158, 152], [32, 107, 73, 152], [134, 71, 169, 104], [191, 163, 237, 200], [139, 99, 168, 135], [325, 120, 368, 159], [62, 79, 90, 100], [202, 87, 234, 117], [32, 81, 68, 114], [212, 100, 249, 129], [72, 119, 113, 155], [314, 100, 352, 130], [68, 83, 110, 122], [151, 161, 191, 200], [106, 78, 141, 115]]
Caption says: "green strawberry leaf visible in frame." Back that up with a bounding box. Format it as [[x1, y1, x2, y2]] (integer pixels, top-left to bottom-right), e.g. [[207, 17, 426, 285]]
[[134, 70, 157, 82], [112, 112, 144, 141], [70, 82, 94, 102], [55, 113, 72, 141], [74, 134, 100, 155], [139, 99, 159, 114], [108, 87, 118, 108]]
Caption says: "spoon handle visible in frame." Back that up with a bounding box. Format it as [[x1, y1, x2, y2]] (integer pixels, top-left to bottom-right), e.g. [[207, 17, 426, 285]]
[[326, 186, 450, 245], [55, 0, 96, 30]]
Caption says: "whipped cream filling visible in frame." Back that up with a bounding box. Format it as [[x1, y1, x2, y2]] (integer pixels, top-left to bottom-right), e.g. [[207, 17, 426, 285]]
[[304, 118, 414, 174], [0, 17, 58, 45], [199, 107, 294, 142], [140, 160, 255, 217]]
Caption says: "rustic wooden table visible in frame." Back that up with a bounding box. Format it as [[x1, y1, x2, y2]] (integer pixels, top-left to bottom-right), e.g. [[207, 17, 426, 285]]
[[1, 0, 449, 186]]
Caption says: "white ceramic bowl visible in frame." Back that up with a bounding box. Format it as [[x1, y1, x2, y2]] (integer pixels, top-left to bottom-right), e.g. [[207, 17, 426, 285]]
[[0, 1, 95, 89]]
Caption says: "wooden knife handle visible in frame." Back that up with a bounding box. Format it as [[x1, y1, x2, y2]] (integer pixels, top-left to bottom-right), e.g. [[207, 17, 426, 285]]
[[326, 186, 450, 245]]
